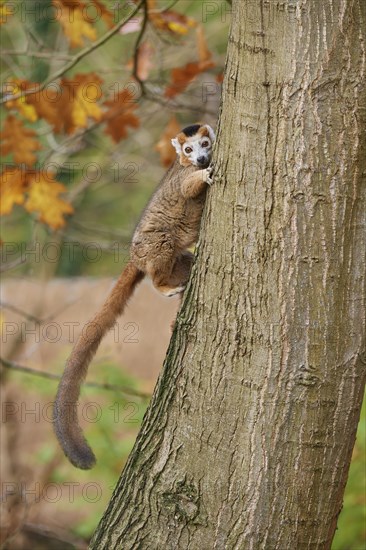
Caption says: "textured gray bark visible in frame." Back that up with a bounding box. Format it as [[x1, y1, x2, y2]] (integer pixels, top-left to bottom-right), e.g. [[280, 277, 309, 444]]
[[91, 1, 366, 548]]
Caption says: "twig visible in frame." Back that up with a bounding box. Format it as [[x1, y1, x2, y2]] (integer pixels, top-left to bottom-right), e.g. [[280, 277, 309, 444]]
[[0, 255, 27, 273], [0, 50, 73, 61], [132, 0, 149, 95], [0, 300, 77, 325], [160, 0, 180, 12], [0, 357, 151, 400], [0, 0, 144, 104]]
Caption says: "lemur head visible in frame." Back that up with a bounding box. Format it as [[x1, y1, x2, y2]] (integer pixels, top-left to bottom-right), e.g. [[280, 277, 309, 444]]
[[171, 124, 215, 168]]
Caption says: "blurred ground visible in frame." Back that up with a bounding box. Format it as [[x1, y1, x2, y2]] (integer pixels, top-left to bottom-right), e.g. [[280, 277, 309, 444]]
[[0, 277, 179, 548], [1, 276, 179, 388]]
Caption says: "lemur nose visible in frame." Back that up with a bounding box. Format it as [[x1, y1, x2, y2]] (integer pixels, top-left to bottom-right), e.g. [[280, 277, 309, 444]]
[[197, 156, 206, 165]]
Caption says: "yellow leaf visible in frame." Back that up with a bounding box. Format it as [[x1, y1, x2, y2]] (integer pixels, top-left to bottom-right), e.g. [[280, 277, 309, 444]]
[[0, 168, 27, 215], [167, 21, 190, 35], [0, 3, 13, 24], [0, 115, 42, 166], [19, 73, 104, 135], [70, 75, 103, 129], [54, 0, 97, 47], [5, 80, 38, 122], [25, 173, 74, 229], [147, 0, 197, 35]]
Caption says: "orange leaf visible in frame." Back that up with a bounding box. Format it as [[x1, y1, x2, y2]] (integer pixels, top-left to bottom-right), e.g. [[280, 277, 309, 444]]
[[4, 79, 38, 122], [26, 73, 103, 134], [53, 0, 97, 47], [26, 86, 66, 134], [92, 0, 114, 29], [0, 115, 42, 166], [165, 60, 214, 99], [155, 116, 181, 167], [127, 41, 154, 81], [164, 26, 214, 98], [103, 90, 140, 143], [0, 168, 28, 215], [25, 172, 74, 229], [62, 73, 103, 132], [147, 0, 197, 35], [196, 24, 212, 63]]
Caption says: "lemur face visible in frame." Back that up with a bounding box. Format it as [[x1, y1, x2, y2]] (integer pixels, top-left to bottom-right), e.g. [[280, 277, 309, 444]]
[[171, 124, 216, 168]]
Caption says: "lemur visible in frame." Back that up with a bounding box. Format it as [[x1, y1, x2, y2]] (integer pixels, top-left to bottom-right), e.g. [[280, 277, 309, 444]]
[[53, 123, 215, 469]]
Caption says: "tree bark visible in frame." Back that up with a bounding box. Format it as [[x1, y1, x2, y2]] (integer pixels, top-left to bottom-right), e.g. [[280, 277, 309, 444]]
[[91, 0, 366, 548]]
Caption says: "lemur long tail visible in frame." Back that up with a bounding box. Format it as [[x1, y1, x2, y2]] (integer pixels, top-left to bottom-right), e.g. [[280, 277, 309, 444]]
[[53, 262, 144, 469]]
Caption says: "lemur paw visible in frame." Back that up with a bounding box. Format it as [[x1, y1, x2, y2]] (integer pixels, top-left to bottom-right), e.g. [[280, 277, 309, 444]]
[[205, 165, 214, 186]]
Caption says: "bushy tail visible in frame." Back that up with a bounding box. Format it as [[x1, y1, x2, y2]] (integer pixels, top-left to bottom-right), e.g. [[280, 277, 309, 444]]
[[53, 262, 144, 469]]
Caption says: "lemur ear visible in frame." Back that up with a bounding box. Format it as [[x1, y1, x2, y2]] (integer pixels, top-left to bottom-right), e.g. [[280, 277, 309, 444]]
[[204, 124, 216, 143], [171, 138, 182, 155]]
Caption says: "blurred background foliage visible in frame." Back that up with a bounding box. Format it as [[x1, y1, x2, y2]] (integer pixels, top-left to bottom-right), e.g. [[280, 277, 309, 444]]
[[0, 1, 364, 548]]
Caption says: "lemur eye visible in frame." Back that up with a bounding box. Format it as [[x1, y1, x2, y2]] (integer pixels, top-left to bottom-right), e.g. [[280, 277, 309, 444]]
[[185, 147, 193, 154], [202, 140, 210, 148]]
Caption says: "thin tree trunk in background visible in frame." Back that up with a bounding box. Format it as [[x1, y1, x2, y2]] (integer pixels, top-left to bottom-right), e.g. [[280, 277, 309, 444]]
[[91, 0, 365, 548]]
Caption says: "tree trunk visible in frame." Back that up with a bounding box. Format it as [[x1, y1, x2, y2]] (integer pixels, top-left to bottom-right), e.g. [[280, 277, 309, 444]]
[[91, 0, 366, 548]]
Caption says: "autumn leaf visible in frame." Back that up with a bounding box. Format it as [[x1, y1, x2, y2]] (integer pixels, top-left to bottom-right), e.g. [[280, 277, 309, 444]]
[[165, 60, 214, 99], [0, 1, 13, 24], [0, 116, 42, 166], [196, 24, 212, 63], [54, 0, 97, 47], [92, 0, 114, 29], [62, 73, 103, 131], [26, 73, 103, 134], [155, 116, 181, 167], [103, 90, 140, 143], [147, 0, 196, 35], [4, 79, 38, 122], [25, 173, 74, 229], [127, 41, 154, 81], [164, 26, 215, 98], [0, 168, 27, 215]]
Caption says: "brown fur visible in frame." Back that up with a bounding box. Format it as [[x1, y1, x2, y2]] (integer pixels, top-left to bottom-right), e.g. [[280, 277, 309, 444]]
[[53, 134, 213, 469]]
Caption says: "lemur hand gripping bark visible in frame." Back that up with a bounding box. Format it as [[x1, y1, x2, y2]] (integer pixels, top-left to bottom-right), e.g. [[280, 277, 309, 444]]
[[53, 124, 215, 469]]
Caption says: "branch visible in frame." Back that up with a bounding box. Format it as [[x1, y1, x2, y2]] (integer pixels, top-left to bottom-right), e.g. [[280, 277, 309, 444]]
[[0, 358, 151, 400], [132, 0, 149, 95], [0, 49, 73, 61], [0, 0, 144, 104], [0, 255, 27, 273], [0, 300, 76, 325]]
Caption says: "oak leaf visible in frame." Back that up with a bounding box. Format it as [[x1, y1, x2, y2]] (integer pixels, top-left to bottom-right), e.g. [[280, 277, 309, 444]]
[[164, 26, 215, 98], [165, 60, 214, 99], [26, 73, 103, 134], [0, 1, 13, 24], [25, 173, 74, 229], [63, 73, 103, 131], [92, 0, 114, 28], [147, 0, 196, 35], [0, 115, 42, 166], [127, 41, 154, 81], [5, 79, 38, 122], [0, 168, 27, 215], [103, 89, 140, 143], [155, 116, 180, 167], [54, 0, 97, 47]]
